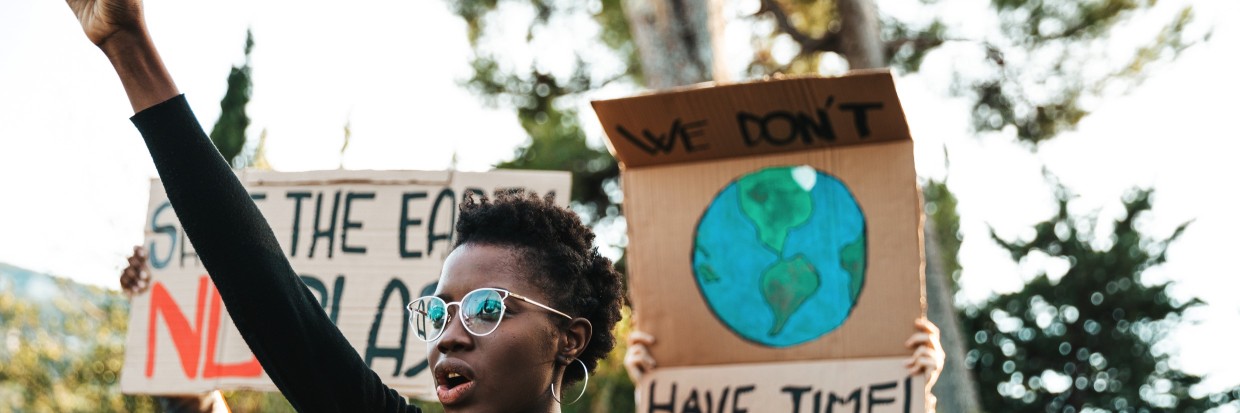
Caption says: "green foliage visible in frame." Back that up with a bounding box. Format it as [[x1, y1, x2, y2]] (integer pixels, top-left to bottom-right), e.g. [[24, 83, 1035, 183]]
[[447, 1, 1215, 412], [455, 0, 630, 224], [964, 188, 1237, 411], [0, 271, 160, 411], [209, 29, 255, 168], [466, 55, 621, 222], [220, 390, 297, 412], [968, 0, 1205, 143], [923, 178, 962, 291], [745, 0, 1205, 143]]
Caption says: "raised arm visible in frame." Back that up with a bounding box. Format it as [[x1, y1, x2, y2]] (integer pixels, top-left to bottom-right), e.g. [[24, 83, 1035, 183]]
[[64, 1, 414, 411], [66, 0, 178, 112]]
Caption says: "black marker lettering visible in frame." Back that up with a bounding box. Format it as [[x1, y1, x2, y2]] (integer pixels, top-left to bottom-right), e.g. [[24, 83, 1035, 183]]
[[342, 192, 375, 254], [399, 192, 428, 258], [365, 278, 410, 376], [827, 389, 861, 413], [647, 381, 676, 413], [309, 191, 342, 258], [286, 191, 312, 256], [781, 386, 813, 413], [867, 381, 897, 413], [838, 102, 882, 138], [427, 188, 456, 257]]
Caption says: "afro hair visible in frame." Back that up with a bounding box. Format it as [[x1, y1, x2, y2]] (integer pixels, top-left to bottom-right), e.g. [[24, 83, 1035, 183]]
[[453, 189, 624, 385]]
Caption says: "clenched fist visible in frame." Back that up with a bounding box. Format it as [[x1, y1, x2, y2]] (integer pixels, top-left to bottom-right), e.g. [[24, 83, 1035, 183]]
[[65, 0, 145, 47]]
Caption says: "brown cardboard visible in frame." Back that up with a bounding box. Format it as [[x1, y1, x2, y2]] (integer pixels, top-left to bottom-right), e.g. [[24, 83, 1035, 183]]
[[594, 71, 924, 368], [593, 71, 909, 168], [637, 357, 926, 413], [120, 169, 570, 397]]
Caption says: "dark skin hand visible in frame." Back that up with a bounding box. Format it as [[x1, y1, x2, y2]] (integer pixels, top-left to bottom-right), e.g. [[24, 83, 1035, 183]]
[[120, 245, 151, 296], [63, 0, 179, 112], [119, 246, 223, 412]]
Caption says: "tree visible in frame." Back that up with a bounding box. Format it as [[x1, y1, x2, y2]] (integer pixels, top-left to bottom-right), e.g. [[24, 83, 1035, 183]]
[[923, 177, 983, 412], [445, 0, 1210, 411], [965, 187, 1239, 411], [0, 268, 160, 412], [447, 0, 1206, 211], [209, 29, 256, 168]]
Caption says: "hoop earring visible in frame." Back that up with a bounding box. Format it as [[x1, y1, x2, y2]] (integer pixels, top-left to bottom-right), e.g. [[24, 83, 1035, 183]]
[[549, 358, 588, 405]]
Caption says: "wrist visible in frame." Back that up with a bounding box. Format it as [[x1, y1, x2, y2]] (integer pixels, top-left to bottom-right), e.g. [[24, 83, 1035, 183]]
[[98, 27, 180, 113], [98, 27, 153, 62]]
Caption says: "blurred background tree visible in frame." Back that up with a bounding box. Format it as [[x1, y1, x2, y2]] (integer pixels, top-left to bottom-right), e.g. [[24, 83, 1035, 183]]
[[0, 265, 160, 411], [5, 1, 1226, 411], [966, 187, 1240, 411], [209, 29, 257, 169], [445, 0, 1215, 411]]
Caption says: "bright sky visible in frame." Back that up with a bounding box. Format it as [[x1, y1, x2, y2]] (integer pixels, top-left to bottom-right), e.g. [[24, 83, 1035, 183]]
[[1, 0, 1237, 397]]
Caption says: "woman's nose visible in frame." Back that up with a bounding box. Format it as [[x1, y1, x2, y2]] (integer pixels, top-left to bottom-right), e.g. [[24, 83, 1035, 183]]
[[436, 314, 475, 353]]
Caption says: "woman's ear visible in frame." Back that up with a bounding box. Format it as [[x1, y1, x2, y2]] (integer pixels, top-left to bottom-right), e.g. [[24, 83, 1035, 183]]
[[559, 317, 593, 363]]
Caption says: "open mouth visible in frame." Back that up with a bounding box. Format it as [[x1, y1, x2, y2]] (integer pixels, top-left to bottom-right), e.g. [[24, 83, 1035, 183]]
[[443, 371, 472, 389], [434, 362, 477, 405]]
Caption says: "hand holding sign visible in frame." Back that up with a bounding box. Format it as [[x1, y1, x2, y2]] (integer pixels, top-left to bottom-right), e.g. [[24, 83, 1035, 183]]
[[624, 330, 657, 382], [906, 318, 944, 413], [905, 318, 944, 385], [120, 245, 152, 296], [624, 319, 946, 386]]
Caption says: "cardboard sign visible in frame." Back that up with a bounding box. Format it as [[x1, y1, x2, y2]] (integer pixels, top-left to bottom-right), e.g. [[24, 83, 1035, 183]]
[[120, 169, 570, 397], [638, 357, 926, 413], [592, 71, 924, 367]]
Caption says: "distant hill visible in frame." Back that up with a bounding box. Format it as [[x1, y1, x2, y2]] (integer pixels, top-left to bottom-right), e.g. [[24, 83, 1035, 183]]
[[0, 262, 153, 411], [0, 261, 126, 324]]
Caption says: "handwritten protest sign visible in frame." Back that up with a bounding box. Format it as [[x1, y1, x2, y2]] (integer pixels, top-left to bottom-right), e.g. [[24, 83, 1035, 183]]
[[593, 70, 927, 412], [638, 358, 926, 413], [119, 169, 570, 397]]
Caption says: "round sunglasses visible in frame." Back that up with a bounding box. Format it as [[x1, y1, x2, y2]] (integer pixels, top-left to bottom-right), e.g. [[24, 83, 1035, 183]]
[[407, 287, 573, 342]]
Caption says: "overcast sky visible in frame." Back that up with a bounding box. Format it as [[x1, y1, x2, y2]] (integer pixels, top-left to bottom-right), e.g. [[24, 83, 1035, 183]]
[[1, 0, 1237, 396]]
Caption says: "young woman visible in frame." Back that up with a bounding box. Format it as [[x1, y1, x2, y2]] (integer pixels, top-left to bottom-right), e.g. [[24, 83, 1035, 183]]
[[72, 0, 940, 412], [67, 0, 622, 412]]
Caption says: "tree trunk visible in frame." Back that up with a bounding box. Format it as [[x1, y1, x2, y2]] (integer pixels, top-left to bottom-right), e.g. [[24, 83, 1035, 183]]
[[834, 0, 982, 408], [833, 0, 884, 70], [622, 0, 728, 88], [924, 220, 984, 413], [623, 1, 981, 410]]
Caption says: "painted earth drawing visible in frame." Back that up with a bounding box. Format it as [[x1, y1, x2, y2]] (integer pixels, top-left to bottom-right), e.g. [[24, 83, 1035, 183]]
[[692, 165, 866, 347]]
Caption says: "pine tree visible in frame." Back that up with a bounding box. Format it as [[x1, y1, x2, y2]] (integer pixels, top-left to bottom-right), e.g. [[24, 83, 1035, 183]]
[[965, 187, 1238, 411], [208, 29, 255, 168], [445, 1, 1214, 411]]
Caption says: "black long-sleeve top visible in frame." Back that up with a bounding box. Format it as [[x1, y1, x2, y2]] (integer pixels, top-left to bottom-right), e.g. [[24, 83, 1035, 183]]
[[132, 95, 421, 413]]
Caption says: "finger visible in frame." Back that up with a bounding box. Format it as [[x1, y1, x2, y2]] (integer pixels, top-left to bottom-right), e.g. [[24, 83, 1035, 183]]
[[628, 331, 655, 346], [906, 355, 937, 375], [637, 350, 656, 370], [915, 318, 940, 336], [904, 345, 937, 368], [905, 332, 933, 349], [907, 351, 940, 373], [121, 268, 137, 285], [630, 344, 657, 368], [908, 345, 934, 360], [625, 362, 644, 382], [624, 347, 649, 382]]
